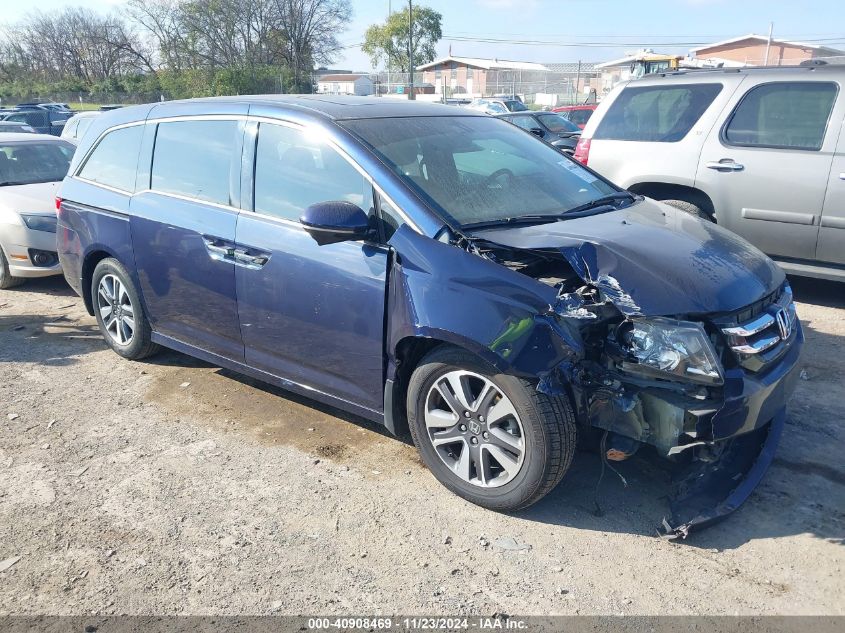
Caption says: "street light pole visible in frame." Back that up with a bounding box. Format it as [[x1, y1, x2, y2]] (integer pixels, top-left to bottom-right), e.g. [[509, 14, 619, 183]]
[[408, 0, 415, 100]]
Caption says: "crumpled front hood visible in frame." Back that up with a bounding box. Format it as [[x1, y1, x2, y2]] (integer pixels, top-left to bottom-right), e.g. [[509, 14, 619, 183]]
[[471, 199, 785, 317], [0, 181, 60, 215]]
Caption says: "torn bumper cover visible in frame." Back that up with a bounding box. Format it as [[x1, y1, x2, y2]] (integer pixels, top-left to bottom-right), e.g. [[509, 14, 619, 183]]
[[585, 320, 802, 539], [662, 409, 785, 539]]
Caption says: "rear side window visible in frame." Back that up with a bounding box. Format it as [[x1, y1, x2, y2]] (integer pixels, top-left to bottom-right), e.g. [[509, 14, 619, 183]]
[[595, 83, 723, 142], [151, 120, 240, 205], [253, 122, 369, 222], [723, 82, 838, 151], [78, 125, 144, 193]]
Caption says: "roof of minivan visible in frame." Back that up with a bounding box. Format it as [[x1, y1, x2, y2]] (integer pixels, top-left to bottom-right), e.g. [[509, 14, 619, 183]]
[[170, 94, 486, 120]]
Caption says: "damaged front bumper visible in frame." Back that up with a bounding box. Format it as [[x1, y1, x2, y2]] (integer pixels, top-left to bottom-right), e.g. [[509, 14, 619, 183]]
[[584, 319, 803, 538]]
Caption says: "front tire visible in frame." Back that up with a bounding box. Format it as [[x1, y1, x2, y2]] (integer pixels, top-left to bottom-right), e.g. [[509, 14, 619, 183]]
[[407, 346, 576, 511], [91, 258, 159, 360], [0, 247, 25, 289]]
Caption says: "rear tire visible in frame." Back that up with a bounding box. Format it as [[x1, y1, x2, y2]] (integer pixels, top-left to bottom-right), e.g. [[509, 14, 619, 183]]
[[407, 346, 577, 511], [91, 258, 159, 360], [662, 199, 712, 221], [0, 247, 25, 290]]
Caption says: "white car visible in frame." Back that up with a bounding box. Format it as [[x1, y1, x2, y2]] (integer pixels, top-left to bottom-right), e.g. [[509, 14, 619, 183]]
[[575, 64, 845, 282], [0, 133, 75, 288], [61, 111, 99, 143]]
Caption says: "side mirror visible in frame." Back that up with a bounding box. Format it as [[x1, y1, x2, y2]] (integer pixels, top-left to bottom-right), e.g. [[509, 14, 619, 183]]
[[529, 128, 545, 137], [300, 201, 370, 246]]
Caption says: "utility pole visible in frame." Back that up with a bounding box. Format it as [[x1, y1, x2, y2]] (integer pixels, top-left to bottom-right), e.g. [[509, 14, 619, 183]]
[[386, 0, 391, 95], [765, 22, 774, 66], [408, 0, 415, 100]]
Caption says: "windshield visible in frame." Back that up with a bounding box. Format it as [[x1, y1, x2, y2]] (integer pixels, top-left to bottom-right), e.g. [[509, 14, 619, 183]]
[[342, 116, 618, 227], [504, 100, 528, 112], [0, 141, 74, 186], [536, 113, 580, 134]]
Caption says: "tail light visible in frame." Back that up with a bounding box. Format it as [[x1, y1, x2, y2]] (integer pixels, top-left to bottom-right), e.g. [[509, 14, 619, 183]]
[[573, 137, 591, 165], [55, 196, 62, 213]]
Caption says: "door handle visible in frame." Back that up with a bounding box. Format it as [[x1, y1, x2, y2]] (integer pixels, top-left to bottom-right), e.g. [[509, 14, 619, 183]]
[[233, 249, 269, 269], [706, 159, 745, 172], [839, 173, 845, 180], [203, 237, 236, 263]]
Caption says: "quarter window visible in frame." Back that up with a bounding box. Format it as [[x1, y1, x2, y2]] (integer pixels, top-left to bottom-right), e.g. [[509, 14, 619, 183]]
[[723, 82, 838, 151], [78, 124, 144, 192], [595, 83, 723, 142], [253, 123, 369, 222], [151, 119, 240, 205]]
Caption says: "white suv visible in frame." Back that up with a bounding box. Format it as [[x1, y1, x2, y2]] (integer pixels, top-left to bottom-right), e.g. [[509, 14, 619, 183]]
[[576, 64, 845, 282]]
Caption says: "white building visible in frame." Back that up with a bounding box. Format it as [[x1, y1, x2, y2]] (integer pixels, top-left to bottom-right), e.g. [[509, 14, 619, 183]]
[[316, 74, 374, 96]]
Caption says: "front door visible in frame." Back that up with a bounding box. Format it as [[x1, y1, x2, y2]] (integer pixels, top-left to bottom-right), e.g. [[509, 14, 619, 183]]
[[817, 109, 845, 265], [696, 80, 840, 261], [130, 112, 246, 360], [235, 120, 388, 412]]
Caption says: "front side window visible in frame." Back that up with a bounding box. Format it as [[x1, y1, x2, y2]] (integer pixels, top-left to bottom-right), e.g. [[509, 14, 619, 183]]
[[78, 125, 143, 192], [254, 123, 369, 222], [7, 111, 48, 128], [151, 119, 240, 205], [342, 116, 617, 227], [0, 141, 74, 186], [595, 83, 722, 142], [723, 81, 838, 151]]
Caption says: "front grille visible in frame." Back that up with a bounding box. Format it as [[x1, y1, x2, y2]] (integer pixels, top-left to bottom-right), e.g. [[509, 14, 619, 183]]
[[716, 285, 798, 373]]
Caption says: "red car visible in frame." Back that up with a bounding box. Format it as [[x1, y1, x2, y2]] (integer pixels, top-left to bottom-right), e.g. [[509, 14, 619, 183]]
[[550, 104, 597, 129]]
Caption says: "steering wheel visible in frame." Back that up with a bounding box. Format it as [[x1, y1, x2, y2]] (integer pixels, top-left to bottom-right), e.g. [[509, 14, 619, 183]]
[[484, 168, 515, 188]]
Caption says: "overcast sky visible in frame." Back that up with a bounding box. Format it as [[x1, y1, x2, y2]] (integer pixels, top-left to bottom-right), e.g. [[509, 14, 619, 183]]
[[4, 0, 844, 70]]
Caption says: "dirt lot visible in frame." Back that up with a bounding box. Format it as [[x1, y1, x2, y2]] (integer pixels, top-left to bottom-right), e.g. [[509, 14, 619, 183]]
[[0, 275, 843, 616]]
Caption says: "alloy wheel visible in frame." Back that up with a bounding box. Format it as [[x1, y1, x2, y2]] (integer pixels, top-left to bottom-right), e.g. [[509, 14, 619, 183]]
[[96, 274, 136, 346], [424, 370, 525, 488]]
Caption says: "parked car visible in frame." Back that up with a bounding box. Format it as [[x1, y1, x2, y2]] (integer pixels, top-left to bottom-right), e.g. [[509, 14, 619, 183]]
[[466, 98, 529, 115], [576, 64, 845, 282], [0, 121, 37, 134], [0, 133, 75, 288], [16, 101, 72, 113], [61, 111, 100, 143], [57, 97, 802, 537], [497, 111, 581, 153], [1, 108, 72, 136], [551, 104, 597, 129]]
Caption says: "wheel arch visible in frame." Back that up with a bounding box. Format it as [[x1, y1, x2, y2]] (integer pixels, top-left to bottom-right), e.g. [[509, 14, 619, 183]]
[[627, 182, 716, 220], [80, 247, 123, 316]]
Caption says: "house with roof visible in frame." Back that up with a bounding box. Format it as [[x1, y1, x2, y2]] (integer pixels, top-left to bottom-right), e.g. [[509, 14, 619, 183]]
[[316, 73, 374, 96], [416, 55, 549, 97], [691, 34, 845, 66]]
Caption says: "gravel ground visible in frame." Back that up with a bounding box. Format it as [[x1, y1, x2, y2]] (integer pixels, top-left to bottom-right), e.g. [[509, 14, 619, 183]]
[[0, 275, 843, 616]]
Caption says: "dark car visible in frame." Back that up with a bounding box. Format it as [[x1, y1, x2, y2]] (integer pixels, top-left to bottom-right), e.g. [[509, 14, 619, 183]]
[[57, 96, 802, 537], [0, 121, 37, 134], [1, 108, 71, 136], [497, 111, 581, 154]]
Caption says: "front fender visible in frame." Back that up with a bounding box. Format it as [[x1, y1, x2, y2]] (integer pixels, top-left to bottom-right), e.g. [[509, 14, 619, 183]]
[[386, 226, 583, 379]]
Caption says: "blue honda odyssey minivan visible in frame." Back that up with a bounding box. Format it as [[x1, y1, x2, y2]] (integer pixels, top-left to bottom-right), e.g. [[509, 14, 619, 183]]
[[57, 96, 802, 537]]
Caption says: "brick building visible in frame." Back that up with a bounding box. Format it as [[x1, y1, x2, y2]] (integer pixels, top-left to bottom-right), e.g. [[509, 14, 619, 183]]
[[416, 55, 549, 97], [691, 34, 845, 66]]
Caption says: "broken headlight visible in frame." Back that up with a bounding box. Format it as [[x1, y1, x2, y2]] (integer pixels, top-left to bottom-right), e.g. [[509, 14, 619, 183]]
[[618, 318, 723, 385]]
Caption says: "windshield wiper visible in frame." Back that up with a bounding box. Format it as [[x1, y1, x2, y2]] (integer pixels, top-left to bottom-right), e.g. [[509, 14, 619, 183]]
[[462, 215, 560, 231], [563, 191, 640, 215]]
